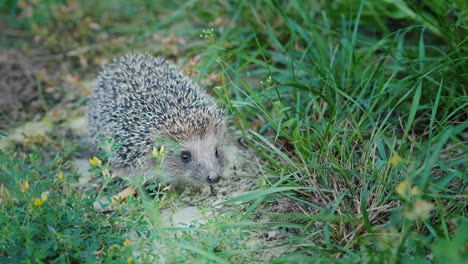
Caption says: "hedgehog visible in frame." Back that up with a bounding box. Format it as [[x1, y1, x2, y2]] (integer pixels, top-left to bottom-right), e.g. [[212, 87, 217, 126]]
[[87, 54, 227, 188]]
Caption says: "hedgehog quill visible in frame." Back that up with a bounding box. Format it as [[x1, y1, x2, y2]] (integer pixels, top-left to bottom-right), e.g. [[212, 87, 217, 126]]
[[88, 54, 227, 193]]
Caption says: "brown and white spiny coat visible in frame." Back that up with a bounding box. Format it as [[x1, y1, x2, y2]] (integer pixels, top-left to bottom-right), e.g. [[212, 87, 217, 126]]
[[88, 54, 226, 186]]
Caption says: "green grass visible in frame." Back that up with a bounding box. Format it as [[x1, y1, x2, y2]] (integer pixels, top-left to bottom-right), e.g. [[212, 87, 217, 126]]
[[1, 0, 467, 263]]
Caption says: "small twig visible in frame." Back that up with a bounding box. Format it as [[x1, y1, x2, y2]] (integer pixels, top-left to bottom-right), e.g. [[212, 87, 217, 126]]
[[36, 76, 48, 112]]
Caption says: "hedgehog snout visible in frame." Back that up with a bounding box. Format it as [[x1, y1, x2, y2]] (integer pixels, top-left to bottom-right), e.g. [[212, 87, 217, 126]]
[[206, 173, 221, 184]]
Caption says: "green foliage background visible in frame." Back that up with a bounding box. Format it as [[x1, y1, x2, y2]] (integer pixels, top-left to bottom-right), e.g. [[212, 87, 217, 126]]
[[0, 0, 466, 263]]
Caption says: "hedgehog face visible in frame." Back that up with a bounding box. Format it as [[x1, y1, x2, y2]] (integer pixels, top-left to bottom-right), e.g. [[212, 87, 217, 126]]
[[161, 128, 226, 185]]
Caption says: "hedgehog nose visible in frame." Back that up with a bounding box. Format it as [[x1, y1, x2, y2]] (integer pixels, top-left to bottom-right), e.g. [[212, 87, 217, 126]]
[[206, 174, 220, 184]]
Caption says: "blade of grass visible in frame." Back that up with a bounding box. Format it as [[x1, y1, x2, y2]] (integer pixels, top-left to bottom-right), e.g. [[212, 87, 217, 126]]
[[217, 186, 307, 206]]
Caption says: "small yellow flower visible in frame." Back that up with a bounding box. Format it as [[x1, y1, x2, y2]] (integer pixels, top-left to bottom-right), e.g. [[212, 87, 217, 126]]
[[123, 239, 133, 247], [33, 191, 49, 207], [89, 156, 102, 167], [390, 155, 402, 166], [33, 198, 44, 207], [152, 147, 158, 157], [20, 180, 30, 193], [152, 146, 166, 157], [159, 145, 165, 156], [57, 170, 64, 180], [396, 180, 408, 198], [127, 257, 133, 264], [411, 186, 419, 196], [41, 192, 48, 202], [404, 199, 434, 221]]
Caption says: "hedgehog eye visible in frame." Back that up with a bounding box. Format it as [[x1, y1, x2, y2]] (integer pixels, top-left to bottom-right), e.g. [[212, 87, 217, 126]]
[[180, 151, 191, 163]]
